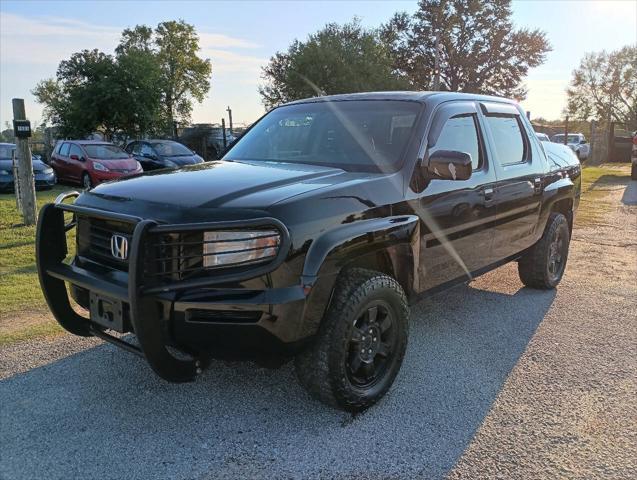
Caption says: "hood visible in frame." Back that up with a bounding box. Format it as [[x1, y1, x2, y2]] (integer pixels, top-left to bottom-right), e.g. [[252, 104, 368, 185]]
[[0, 159, 49, 172], [90, 158, 139, 170], [82, 160, 365, 212], [164, 155, 201, 166]]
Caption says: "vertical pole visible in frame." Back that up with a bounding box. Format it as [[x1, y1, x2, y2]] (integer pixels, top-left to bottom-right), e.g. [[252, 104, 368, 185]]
[[526, 111, 531, 120], [590, 120, 596, 163], [226, 106, 233, 134], [12, 98, 37, 225], [564, 116, 569, 145], [433, 30, 441, 91], [221, 118, 227, 149]]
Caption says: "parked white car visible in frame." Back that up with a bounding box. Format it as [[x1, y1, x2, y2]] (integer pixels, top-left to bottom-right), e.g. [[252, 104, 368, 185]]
[[536, 132, 550, 142], [551, 133, 590, 161]]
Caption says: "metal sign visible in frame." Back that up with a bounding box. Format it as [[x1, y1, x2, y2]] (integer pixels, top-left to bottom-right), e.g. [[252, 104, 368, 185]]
[[13, 120, 32, 138]]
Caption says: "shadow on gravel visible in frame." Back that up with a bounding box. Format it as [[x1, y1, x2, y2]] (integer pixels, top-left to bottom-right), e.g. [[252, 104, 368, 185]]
[[0, 277, 555, 480], [621, 180, 637, 205]]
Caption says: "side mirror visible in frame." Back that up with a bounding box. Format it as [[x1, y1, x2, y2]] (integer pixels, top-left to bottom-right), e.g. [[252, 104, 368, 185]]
[[70, 154, 79, 161], [426, 150, 472, 181], [580, 140, 587, 144]]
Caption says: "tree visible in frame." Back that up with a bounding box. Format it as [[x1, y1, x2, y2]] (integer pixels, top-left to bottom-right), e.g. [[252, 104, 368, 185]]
[[380, 0, 551, 99], [259, 20, 409, 109], [115, 21, 212, 136], [33, 20, 211, 139], [566, 46, 637, 125]]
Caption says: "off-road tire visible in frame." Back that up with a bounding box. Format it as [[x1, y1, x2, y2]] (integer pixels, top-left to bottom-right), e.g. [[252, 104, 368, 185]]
[[295, 268, 409, 411], [518, 212, 570, 289]]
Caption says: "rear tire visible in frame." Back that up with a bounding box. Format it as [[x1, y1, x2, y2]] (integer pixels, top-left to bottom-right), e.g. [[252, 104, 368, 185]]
[[295, 268, 409, 411], [518, 212, 571, 289]]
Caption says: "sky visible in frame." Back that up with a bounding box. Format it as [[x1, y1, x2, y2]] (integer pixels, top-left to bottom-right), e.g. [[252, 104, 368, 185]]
[[0, 0, 636, 129]]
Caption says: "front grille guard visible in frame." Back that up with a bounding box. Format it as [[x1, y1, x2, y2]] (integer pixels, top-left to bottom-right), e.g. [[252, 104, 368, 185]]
[[36, 196, 291, 382]]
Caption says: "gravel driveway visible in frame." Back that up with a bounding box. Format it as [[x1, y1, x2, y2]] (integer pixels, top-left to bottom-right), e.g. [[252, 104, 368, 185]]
[[1, 180, 635, 480]]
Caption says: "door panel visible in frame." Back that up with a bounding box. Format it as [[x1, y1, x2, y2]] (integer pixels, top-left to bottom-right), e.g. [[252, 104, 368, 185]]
[[403, 101, 497, 293], [480, 104, 545, 261], [52, 142, 71, 179], [68, 144, 85, 181]]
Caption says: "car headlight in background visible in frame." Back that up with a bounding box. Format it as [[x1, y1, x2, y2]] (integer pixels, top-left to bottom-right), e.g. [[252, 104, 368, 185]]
[[92, 162, 109, 172], [163, 160, 178, 168], [0, 169, 10, 175], [203, 230, 280, 268], [43, 167, 54, 174]]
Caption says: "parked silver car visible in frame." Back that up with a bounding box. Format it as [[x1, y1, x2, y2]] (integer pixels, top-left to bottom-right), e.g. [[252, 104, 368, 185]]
[[551, 133, 590, 161]]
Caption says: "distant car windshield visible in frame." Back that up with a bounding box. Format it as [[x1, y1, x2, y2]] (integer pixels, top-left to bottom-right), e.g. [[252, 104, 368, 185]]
[[0, 145, 15, 159], [225, 100, 421, 172], [152, 141, 192, 156], [83, 144, 128, 159], [552, 135, 581, 144]]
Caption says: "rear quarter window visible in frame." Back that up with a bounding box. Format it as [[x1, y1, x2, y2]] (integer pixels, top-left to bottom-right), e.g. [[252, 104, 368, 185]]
[[59, 143, 71, 156]]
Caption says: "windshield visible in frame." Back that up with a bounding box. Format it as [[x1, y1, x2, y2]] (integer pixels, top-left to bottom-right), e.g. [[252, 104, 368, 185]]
[[0, 145, 15, 159], [225, 100, 421, 172], [152, 141, 192, 156], [83, 144, 129, 160]]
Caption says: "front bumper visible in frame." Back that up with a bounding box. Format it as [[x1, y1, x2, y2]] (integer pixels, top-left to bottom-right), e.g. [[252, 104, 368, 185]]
[[36, 197, 310, 382]]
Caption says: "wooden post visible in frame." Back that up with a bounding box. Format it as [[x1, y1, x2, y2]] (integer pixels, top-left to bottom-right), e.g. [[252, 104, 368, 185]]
[[221, 118, 227, 149], [590, 120, 596, 163], [226, 106, 233, 134], [564, 116, 569, 145], [12, 98, 37, 226]]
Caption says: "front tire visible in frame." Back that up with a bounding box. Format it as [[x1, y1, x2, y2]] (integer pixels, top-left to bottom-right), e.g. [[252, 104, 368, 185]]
[[81, 172, 92, 190], [518, 212, 571, 289], [295, 268, 409, 411]]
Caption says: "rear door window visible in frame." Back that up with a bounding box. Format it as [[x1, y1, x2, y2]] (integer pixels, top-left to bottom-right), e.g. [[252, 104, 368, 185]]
[[485, 115, 528, 166]]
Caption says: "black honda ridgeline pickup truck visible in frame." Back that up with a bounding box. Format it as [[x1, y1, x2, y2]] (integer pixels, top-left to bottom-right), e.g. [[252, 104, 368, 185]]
[[37, 92, 581, 411]]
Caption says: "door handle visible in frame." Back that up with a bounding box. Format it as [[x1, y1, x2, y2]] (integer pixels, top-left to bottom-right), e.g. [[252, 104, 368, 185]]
[[482, 187, 494, 201]]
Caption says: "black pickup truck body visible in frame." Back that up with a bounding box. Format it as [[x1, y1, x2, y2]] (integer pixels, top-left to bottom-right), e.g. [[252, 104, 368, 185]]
[[37, 92, 580, 409]]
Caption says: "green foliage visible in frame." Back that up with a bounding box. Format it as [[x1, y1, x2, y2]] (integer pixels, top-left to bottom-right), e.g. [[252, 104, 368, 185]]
[[32, 20, 211, 139], [259, 20, 409, 109], [380, 0, 551, 99], [117, 21, 212, 136], [567, 46, 637, 125]]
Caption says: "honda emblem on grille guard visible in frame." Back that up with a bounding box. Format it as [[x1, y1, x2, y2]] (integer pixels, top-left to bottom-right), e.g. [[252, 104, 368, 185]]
[[110, 234, 128, 260]]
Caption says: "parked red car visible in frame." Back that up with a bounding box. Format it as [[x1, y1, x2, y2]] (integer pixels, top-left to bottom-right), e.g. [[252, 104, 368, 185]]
[[50, 140, 142, 188]]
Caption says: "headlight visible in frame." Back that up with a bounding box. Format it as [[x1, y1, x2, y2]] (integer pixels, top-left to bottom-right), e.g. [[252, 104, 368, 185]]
[[93, 162, 109, 172], [43, 167, 53, 174], [0, 169, 10, 175], [203, 230, 280, 268]]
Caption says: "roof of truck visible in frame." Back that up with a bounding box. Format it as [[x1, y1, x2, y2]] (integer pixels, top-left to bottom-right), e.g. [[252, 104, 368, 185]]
[[284, 91, 519, 106]]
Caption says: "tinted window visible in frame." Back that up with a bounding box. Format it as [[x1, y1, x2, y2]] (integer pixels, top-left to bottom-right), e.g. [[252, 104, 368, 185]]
[[485, 115, 527, 165], [59, 143, 70, 156], [83, 144, 128, 159], [140, 143, 154, 156], [431, 115, 482, 170], [69, 144, 83, 158], [152, 141, 192, 156], [226, 101, 421, 173]]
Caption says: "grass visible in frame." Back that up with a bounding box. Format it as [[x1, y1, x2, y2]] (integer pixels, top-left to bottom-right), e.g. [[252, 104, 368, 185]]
[[0, 185, 74, 344], [0, 164, 632, 346], [575, 163, 631, 227]]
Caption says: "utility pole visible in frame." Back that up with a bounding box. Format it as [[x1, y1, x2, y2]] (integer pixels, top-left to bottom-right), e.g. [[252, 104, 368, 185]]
[[12, 98, 37, 225], [433, 30, 441, 91], [564, 115, 569, 145], [226, 106, 233, 134]]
